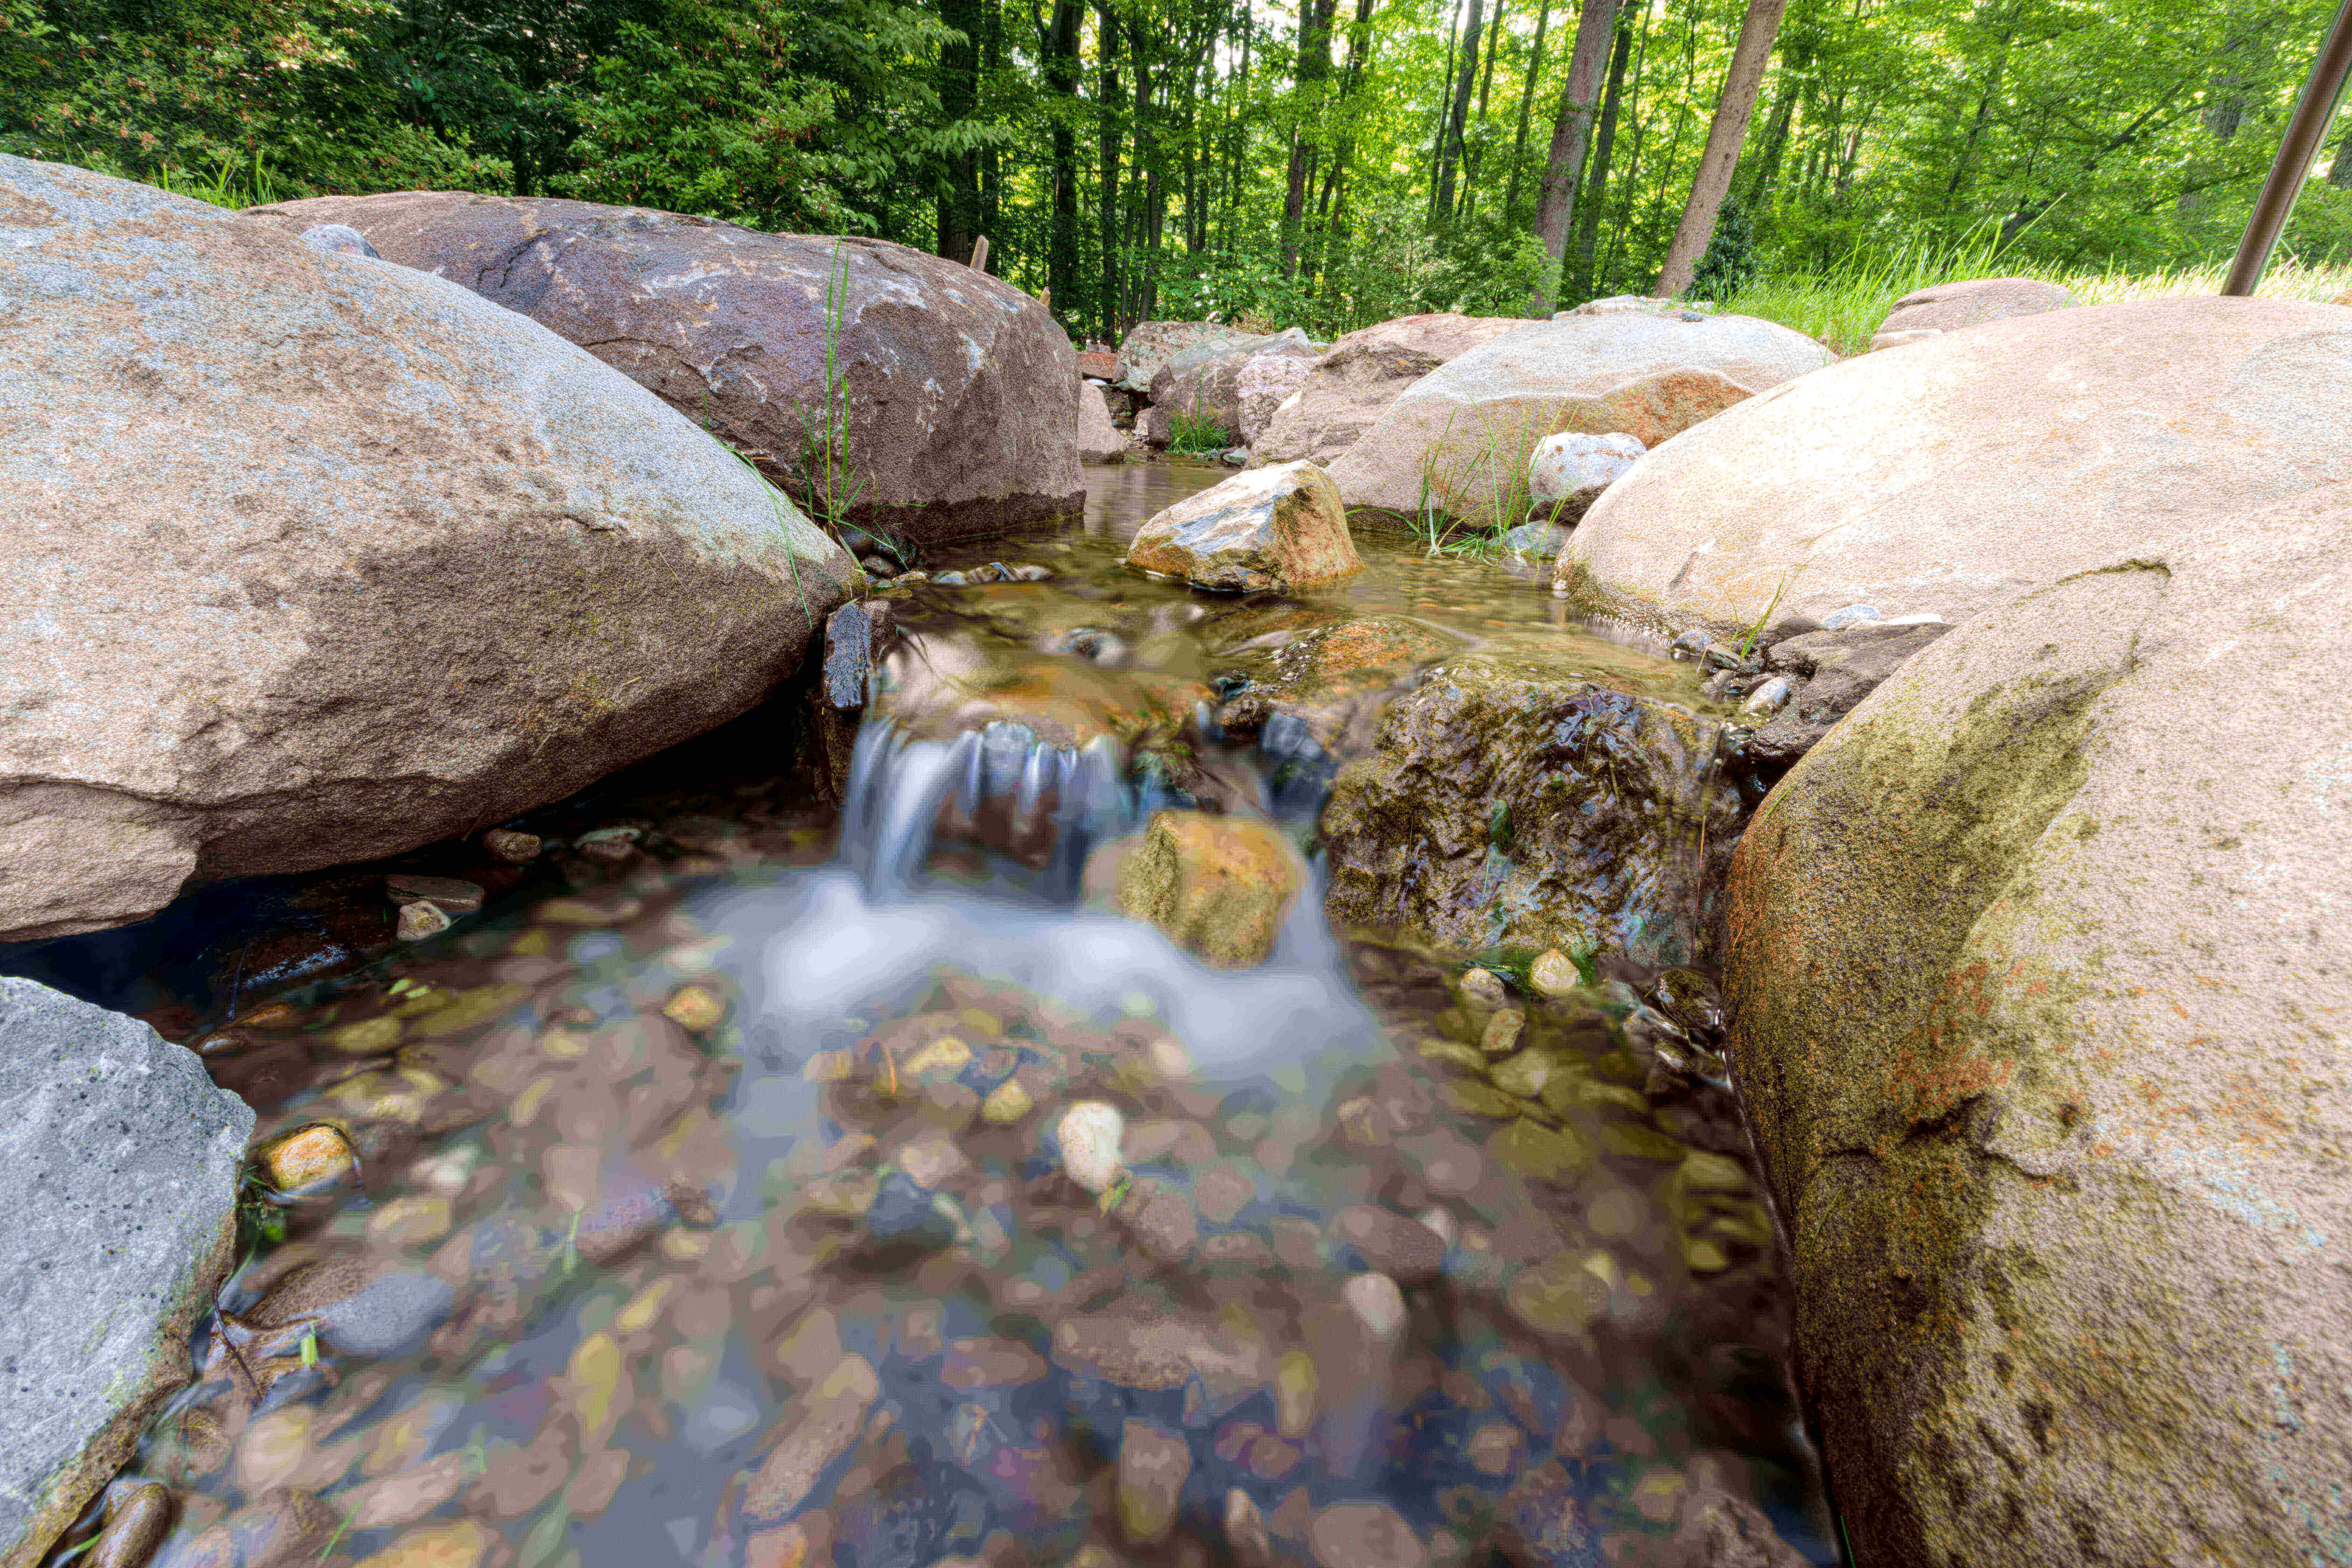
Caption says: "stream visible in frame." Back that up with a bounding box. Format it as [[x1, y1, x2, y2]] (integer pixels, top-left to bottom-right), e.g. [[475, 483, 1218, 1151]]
[[54, 462, 1838, 1568]]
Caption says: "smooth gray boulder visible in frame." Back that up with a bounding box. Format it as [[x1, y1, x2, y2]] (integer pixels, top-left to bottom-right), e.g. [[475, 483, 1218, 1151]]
[[1, 156, 855, 943], [0, 979, 252, 1568]]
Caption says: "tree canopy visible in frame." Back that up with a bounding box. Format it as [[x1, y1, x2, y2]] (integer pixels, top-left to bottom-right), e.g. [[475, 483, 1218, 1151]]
[[7, 0, 2347, 338]]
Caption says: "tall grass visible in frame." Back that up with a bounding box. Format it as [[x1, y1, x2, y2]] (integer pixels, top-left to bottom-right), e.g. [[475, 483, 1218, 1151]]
[[1723, 229, 2352, 356]]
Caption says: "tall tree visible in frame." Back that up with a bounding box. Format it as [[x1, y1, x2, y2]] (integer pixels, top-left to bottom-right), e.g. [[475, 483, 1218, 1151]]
[[1528, 0, 1623, 311], [1569, 6, 1637, 298], [1433, 0, 1487, 218], [1041, 0, 1085, 319], [1500, 0, 1555, 223], [1096, 0, 1122, 332], [1283, 0, 1340, 275], [1653, 0, 1789, 296], [937, 0, 985, 260]]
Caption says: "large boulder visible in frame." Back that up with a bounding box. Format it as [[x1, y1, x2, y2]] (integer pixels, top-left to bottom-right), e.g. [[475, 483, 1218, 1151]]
[[1874, 275, 2076, 339], [0, 156, 853, 942], [1320, 657, 1743, 968], [1126, 461, 1361, 593], [1327, 313, 1832, 522], [1112, 320, 1240, 394], [1138, 329, 1322, 448], [1561, 299, 2352, 637], [245, 191, 1083, 545], [1723, 486, 2352, 1567], [1250, 313, 1529, 469], [0, 978, 253, 1568]]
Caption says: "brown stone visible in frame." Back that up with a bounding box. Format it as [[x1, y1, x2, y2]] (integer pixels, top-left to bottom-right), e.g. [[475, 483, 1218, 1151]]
[[245, 191, 1082, 545], [1328, 1206, 1447, 1285], [743, 1355, 878, 1521], [1252, 313, 1528, 468], [1078, 383, 1129, 463], [384, 876, 483, 912], [1724, 484, 2352, 1567], [1127, 462, 1362, 594], [1115, 1421, 1191, 1544], [0, 158, 851, 943], [943, 1338, 1049, 1390], [1308, 1501, 1424, 1568], [1875, 275, 2075, 336]]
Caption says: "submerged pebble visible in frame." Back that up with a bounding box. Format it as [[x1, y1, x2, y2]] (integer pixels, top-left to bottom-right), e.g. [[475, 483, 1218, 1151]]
[[1057, 1100, 1126, 1193]]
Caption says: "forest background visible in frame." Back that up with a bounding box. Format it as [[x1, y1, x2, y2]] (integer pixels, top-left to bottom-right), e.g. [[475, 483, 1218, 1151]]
[[6, 0, 2350, 347]]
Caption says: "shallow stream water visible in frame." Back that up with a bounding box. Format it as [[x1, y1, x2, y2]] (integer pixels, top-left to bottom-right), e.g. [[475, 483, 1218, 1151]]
[[59, 463, 1836, 1568]]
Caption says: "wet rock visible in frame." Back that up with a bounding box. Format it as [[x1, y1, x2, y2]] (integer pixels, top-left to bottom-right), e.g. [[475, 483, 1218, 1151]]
[[245, 1255, 454, 1359], [1734, 677, 1789, 717], [1328, 312, 1831, 520], [1115, 1179, 1200, 1265], [1308, 1501, 1425, 1568], [0, 157, 852, 943], [1251, 314, 1531, 469], [1057, 1102, 1126, 1194], [1331, 1207, 1447, 1285], [1875, 276, 2075, 337], [1526, 433, 1644, 527], [246, 192, 1082, 546], [1224, 1489, 1273, 1566], [1527, 951, 1582, 998], [1340, 1272, 1407, 1340], [1321, 661, 1743, 968], [1126, 461, 1362, 594], [384, 876, 484, 913], [87, 1483, 173, 1568], [263, 1125, 356, 1191], [1496, 523, 1569, 559], [1726, 492, 2352, 1567], [1490, 1461, 1602, 1567], [482, 830, 541, 863], [1115, 1422, 1190, 1544], [1052, 1308, 1264, 1394], [1112, 810, 1302, 969], [942, 1338, 1048, 1390], [0, 980, 251, 1568], [743, 1355, 880, 1521], [159, 1488, 339, 1568], [823, 601, 890, 710], [1742, 621, 1951, 775], [1561, 299, 2352, 633], [349, 1520, 490, 1568], [394, 901, 452, 943]]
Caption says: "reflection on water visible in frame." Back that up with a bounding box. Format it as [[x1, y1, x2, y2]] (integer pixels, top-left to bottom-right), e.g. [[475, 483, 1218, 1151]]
[[75, 462, 1834, 1568]]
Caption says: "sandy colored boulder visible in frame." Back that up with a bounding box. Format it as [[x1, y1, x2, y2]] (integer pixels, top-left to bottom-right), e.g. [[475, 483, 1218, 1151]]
[[1874, 275, 2075, 337], [1561, 299, 2352, 636], [0, 979, 252, 1568], [0, 157, 852, 941], [1138, 329, 1320, 448], [1126, 461, 1362, 593], [1236, 351, 1315, 445], [246, 191, 1082, 544], [1115, 810, 1302, 968], [1112, 320, 1239, 393], [1724, 484, 2352, 1567], [1077, 381, 1128, 463], [1526, 431, 1645, 525], [1327, 312, 1832, 520], [1251, 313, 1530, 468]]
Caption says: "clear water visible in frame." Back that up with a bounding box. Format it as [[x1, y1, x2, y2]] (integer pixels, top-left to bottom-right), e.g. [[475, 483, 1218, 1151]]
[[83, 463, 1834, 1568]]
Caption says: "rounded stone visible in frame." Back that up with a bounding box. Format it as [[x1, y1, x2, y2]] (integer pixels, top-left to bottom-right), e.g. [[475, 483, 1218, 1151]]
[[1057, 1101, 1126, 1194]]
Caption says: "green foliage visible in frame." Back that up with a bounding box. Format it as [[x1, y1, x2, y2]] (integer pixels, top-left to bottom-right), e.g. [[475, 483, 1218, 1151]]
[[1163, 402, 1231, 456], [1688, 196, 1756, 302]]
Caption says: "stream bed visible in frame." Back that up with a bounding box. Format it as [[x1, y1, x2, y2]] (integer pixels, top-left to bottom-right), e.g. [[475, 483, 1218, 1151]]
[[52, 462, 1838, 1568]]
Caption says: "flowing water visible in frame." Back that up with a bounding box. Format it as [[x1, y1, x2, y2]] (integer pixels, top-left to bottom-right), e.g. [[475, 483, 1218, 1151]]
[[58, 462, 1837, 1568]]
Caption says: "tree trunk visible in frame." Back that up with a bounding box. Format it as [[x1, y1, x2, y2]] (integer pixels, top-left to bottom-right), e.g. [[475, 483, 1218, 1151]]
[[1500, 0, 1554, 224], [1594, 0, 1653, 289], [936, 0, 985, 261], [1653, 0, 1788, 298], [2334, 120, 2352, 188], [1527, 0, 1623, 313], [1043, 0, 1085, 326], [1096, 0, 1122, 336], [1428, 0, 1465, 218], [1569, 8, 1635, 300], [1433, 0, 1486, 220]]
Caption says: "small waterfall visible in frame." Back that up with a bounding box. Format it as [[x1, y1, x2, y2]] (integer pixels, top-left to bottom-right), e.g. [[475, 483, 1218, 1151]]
[[838, 718, 1143, 901]]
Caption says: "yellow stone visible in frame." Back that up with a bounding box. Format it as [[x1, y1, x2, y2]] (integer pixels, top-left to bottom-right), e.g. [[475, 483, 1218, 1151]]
[[1599, 1120, 1686, 1161], [1489, 1118, 1595, 1183], [1678, 1151, 1749, 1192], [1274, 1350, 1317, 1438], [264, 1125, 354, 1190], [1443, 1080, 1530, 1121], [1528, 950, 1583, 998], [901, 1036, 972, 1078], [1683, 1237, 1731, 1274], [539, 1028, 593, 1060], [1488, 1048, 1556, 1098], [1415, 1037, 1486, 1074], [1114, 810, 1301, 969], [412, 984, 529, 1039], [955, 1007, 1003, 1039], [568, 1331, 626, 1442], [1478, 1009, 1525, 1057], [365, 1195, 454, 1250], [327, 1068, 444, 1125], [663, 985, 726, 1033], [509, 1077, 554, 1127], [327, 1016, 402, 1058], [804, 1051, 854, 1082], [980, 1079, 1035, 1124], [1507, 1252, 1612, 1337], [354, 1520, 491, 1568], [506, 927, 553, 957], [616, 1279, 677, 1335]]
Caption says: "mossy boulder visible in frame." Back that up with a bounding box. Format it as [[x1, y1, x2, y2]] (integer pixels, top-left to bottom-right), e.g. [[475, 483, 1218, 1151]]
[[1110, 809, 1303, 968], [1723, 485, 2352, 1566], [1126, 461, 1362, 593]]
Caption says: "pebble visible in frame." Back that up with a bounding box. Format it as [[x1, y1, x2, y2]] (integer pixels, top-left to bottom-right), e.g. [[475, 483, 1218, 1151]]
[[327, 1014, 402, 1057], [265, 1125, 356, 1190], [575, 826, 640, 865], [1331, 1206, 1447, 1285], [481, 828, 541, 862], [1669, 629, 1710, 660], [89, 1483, 173, 1568], [1342, 1271, 1408, 1340], [1309, 1501, 1427, 1568], [395, 901, 451, 942], [1527, 950, 1581, 998], [1225, 1489, 1273, 1566], [385, 874, 484, 912], [1819, 603, 1881, 629], [1478, 1009, 1525, 1057], [1057, 1101, 1126, 1193], [661, 984, 726, 1032], [860, 555, 897, 579], [1116, 1420, 1191, 1543], [351, 1519, 491, 1568], [980, 1079, 1035, 1123], [1221, 447, 1248, 465], [1456, 968, 1510, 1011], [743, 1354, 879, 1520], [1739, 675, 1793, 716]]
